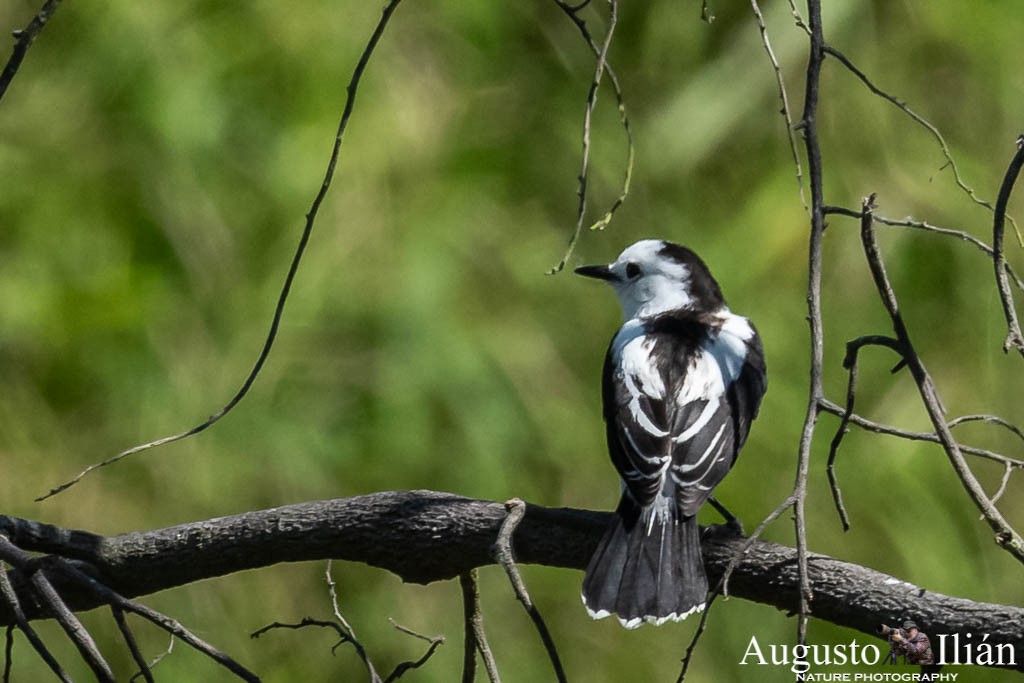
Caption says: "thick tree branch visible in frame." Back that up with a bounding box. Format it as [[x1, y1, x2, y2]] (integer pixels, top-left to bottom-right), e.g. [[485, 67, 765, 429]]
[[0, 490, 1021, 672]]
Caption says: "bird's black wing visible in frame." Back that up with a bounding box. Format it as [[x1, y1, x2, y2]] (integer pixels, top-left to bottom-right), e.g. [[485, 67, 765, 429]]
[[668, 320, 766, 516], [603, 317, 766, 517]]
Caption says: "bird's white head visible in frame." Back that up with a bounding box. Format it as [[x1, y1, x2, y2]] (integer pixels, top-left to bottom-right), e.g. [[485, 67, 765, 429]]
[[575, 239, 724, 321]]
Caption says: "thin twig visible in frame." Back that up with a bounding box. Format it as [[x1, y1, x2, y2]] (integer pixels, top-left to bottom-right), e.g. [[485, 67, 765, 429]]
[[382, 619, 445, 683], [749, 0, 808, 212], [0, 560, 69, 681], [675, 592, 719, 682], [550, 0, 620, 274], [130, 636, 173, 683], [720, 495, 797, 597], [0, 0, 64, 104], [825, 205, 1024, 290], [0, 542, 118, 683], [493, 499, 567, 683], [823, 44, 1022, 246], [37, 0, 406, 502], [826, 335, 905, 532], [992, 135, 1024, 357], [252, 617, 378, 683], [786, 0, 810, 34], [552, 0, 635, 236], [38, 558, 261, 682], [460, 570, 501, 683], [818, 399, 1024, 469], [790, 0, 828, 645], [27, 569, 114, 681], [859, 196, 1024, 563], [112, 606, 155, 683], [699, 0, 715, 23], [948, 414, 1024, 445], [325, 560, 356, 638], [987, 463, 1014, 511]]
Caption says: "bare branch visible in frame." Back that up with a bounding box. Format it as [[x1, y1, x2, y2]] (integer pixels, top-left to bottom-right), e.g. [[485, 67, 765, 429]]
[[0, 491, 1022, 672], [0, 0, 64, 104], [987, 462, 1015, 510], [827, 335, 905, 532], [325, 560, 357, 639], [550, 0, 620, 274], [251, 617, 378, 682], [129, 636, 173, 683], [112, 607, 154, 683], [948, 413, 1024, 445], [551, 0, 635, 235], [459, 570, 500, 683], [824, 44, 1021, 245], [825, 205, 1024, 291], [817, 398, 1024, 469], [749, 0, 807, 212], [6, 556, 115, 681], [675, 592, 719, 682], [0, 558, 69, 681], [493, 499, 567, 683], [37, 0, 406, 502], [992, 136, 1024, 357], [858, 197, 1024, 563], [790, 0, 828, 645], [382, 620, 445, 683]]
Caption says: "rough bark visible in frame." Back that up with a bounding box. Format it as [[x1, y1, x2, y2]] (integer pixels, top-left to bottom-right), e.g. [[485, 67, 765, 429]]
[[1, 490, 1021, 672]]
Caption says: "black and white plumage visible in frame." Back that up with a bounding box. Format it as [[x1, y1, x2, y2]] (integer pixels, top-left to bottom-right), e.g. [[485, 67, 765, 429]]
[[575, 239, 767, 628]]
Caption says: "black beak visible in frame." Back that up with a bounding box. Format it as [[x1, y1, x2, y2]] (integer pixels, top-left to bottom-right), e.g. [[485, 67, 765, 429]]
[[574, 264, 619, 282]]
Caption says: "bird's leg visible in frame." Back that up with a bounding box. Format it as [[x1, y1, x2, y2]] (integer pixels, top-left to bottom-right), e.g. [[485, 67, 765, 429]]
[[708, 496, 744, 535]]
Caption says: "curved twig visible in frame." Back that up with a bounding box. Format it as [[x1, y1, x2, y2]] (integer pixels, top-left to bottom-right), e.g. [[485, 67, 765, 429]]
[[0, 540, 115, 682], [550, 0, 620, 274], [0, 560, 69, 682], [382, 620, 445, 683], [37, 0, 406, 502], [749, 0, 807, 212], [826, 335, 905, 532], [817, 399, 1024, 469], [824, 45, 1022, 246], [859, 197, 1024, 563], [493, 499, 567, 683], [992, 136, 1024, 358], [551, 0, 635, 237]]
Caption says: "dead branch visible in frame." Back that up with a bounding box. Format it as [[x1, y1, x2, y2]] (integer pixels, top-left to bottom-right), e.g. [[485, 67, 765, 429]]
[[459, 570, 500, 683], [0, 0, 64, 104], [0, 490, 1021, 673], [993, 136, 1024, 357], [790, 0, 827, 645], [858, 197, 1024, 563], [493, 499, 566, 683], [36, 0, 406, 502], [551, 0, 622, 273]]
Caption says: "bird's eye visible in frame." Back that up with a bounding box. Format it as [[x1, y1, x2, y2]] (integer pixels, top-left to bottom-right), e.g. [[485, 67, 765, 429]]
[[625, 262, 641, 279]]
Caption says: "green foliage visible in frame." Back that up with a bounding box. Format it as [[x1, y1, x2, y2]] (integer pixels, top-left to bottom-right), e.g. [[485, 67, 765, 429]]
[[1, 0, 1022, 680]]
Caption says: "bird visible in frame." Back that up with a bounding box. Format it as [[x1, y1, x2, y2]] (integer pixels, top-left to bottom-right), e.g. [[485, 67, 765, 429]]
[[575, 238, 767, 628]]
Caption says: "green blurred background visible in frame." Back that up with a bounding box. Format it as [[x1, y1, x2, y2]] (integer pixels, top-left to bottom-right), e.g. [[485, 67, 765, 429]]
[[2, 0, 1022, 680]]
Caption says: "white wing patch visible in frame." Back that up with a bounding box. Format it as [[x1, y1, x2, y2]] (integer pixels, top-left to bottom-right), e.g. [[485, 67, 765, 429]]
[[613, 321, 669, 438], [673, 397, 719, 443], [675, 312, 752, 411]]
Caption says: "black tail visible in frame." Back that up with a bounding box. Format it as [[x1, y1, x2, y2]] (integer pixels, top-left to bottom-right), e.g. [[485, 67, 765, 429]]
[[581, 498, 707, 628]]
